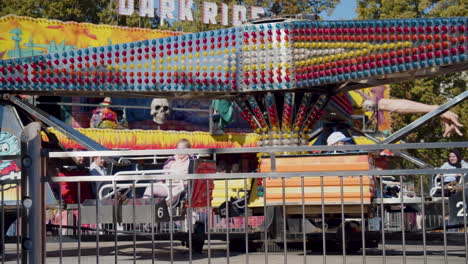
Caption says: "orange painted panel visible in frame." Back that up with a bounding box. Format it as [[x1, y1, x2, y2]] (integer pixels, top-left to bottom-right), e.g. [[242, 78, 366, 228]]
[[259, 155, 375, 204], [259, 155, 371, 173], [266, 177, 373, 187]]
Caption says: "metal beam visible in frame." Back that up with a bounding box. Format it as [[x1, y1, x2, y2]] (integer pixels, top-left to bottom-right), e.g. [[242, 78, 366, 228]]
[[349, 127, 433, 168], [35, 101, 210, 112], [47, 141, 468, 158], [45, 168, 468, 182], [307, 127, 323, 143], [323, 100, 352, 122], [9, 96, 108, 152], [336, 64, 468, 94], [396, 150, 434, 168], [21, 122, 44, 264], [380, 90, 468, 144]]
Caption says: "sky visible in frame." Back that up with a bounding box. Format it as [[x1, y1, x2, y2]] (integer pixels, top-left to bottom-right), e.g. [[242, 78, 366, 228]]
[[323, 1, 358, 20]]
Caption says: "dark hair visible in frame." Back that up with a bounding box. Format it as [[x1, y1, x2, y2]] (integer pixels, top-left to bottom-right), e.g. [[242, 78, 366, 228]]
[[448, 149, 463, 168], [217, 160, 227, 172], [177, 138, 191, 149]]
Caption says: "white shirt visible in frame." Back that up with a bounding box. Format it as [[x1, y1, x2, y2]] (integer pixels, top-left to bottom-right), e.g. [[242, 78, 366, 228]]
[[440, 160, 468, 183], [90, 162, 108, 176]]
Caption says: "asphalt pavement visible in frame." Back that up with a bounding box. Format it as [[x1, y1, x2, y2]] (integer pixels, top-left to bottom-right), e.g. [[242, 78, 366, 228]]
[[2, 240, 467, 263]]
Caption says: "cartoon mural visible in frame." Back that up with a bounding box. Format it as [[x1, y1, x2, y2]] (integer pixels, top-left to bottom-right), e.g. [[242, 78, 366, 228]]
[[0, 15, 183, 128], [0, 15, 226, 131], [0, 131, 21, 198], [348, 85, 392, 134], [0, 15, 181, 60]]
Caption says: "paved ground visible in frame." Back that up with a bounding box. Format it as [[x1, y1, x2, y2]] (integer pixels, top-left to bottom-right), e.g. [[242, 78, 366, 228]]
[[2, 240, 467, 263]]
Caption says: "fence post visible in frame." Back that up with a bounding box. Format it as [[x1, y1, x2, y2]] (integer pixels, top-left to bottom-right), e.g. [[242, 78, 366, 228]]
[[20, 122, 43, 264]]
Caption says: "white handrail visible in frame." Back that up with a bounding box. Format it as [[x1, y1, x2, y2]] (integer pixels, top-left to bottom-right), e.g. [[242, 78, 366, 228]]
[[98, 169, 185, 201], [114, 169, 175, 176]]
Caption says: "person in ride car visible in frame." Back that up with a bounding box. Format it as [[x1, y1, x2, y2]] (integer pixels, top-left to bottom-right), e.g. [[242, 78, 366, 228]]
[[90, 156, 108, 197], [326, 131, 353, 154], [440, 149, 467, 189], [143, 138, 194, 199]]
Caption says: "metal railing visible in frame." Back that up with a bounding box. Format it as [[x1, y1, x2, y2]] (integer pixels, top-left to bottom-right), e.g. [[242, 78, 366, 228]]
[[1, 137, 468, 264]]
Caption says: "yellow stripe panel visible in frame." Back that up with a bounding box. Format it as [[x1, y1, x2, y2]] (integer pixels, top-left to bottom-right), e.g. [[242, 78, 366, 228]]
[[0, 186, 20, 202], [212, 179, 253, 207]]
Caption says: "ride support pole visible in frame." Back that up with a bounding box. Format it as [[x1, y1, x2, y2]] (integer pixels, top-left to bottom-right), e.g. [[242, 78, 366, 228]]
[[20, 122, 44, 264]]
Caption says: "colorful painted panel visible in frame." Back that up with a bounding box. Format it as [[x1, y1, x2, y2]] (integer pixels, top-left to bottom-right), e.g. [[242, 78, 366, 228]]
[[45, 128, 259, 150], [0, 17, 466, 96], [0, 105, 23, 205], [349, 85, 391, 133], [0, 15, 181, 60]]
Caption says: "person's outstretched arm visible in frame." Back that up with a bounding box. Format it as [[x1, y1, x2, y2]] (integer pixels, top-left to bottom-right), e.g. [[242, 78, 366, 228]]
[[378, 98, 463, 137]]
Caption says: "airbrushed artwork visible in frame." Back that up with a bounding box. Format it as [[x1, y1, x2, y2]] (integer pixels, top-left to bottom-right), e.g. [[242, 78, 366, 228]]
[[0, 16, 465, 95], [0, 15, 465, 138], [0, 131, 21, 204], [0, 0, 466, 261], [349, 85, 391, 133], [0, 15, 180, 61], [0, 131, 20, 181]]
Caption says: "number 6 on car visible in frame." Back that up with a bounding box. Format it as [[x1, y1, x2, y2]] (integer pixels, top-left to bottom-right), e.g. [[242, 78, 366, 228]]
[[155, 200, 170, 223]]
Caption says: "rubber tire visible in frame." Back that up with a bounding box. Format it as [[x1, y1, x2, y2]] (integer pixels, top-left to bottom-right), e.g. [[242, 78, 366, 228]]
[[345, 242, 362, 254], [336, 221, 362, 254], [229, 239, 263, 252], [229, 239, 246, 252], [191, 222, 205, 254], [308, 241, 324, 253]]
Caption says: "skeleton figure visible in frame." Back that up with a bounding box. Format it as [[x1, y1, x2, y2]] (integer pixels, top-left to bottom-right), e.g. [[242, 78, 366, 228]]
[[150, 98, 171, 125]]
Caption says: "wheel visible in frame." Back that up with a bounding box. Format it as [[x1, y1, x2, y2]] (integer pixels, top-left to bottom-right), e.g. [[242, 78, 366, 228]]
[[191, 222, 205, 254], [336, 221, 362, 254], [345, 241, 362, 254], [229, 239, 245, 252], [192, 239, 204, 254], [229, 239, 262, 252], [307, 240, 324, 253]]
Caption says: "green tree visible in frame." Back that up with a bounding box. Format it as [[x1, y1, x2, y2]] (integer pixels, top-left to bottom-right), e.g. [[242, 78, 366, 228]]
[[0, 0, 107, 23], [306, 0, 340, 19], [96, 0, 158, 29], [270, 0, 339, 18], [0, 0, 158, 28], [0, 0, 339, 31], [357, 0, 467, 190]]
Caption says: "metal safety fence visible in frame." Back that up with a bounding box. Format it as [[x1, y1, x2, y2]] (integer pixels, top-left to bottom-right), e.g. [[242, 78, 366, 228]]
[[1, 130, 468, 263]]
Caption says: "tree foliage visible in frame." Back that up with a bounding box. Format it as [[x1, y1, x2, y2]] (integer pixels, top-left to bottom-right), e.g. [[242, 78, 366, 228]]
[[270, 0, 339, 19], [0, 0, 158, 28], [357, 0, 467, 19], [357, 0, 467, 188], [0, 0, 104, 23], [2, 0, 341, 32]]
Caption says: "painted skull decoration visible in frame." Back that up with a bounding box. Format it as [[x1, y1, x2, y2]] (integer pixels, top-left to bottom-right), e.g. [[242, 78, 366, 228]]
[[362, 100, 378, 112], [150, 98, 171, 125]]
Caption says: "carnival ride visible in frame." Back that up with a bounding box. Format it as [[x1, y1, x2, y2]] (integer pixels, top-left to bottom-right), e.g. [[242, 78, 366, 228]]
[[0, 14, 467, 254]]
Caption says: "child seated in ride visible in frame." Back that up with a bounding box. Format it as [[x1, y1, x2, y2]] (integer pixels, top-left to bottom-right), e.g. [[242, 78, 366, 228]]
[[326, 131, 353, 153], [142, 138, 194, 200]]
